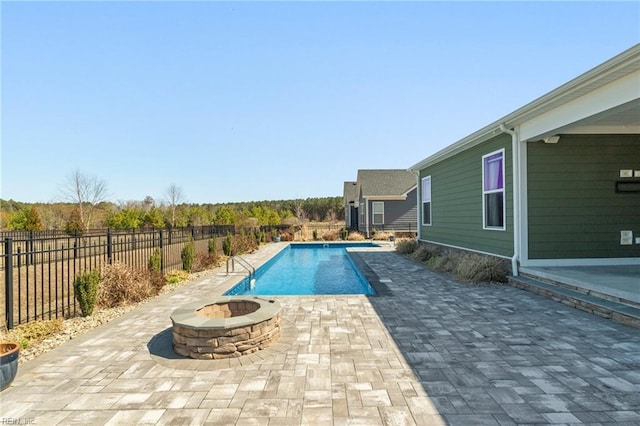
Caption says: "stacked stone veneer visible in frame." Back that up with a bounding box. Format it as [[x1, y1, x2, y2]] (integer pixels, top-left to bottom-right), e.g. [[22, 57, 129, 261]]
[[171, 297, 282, 360]]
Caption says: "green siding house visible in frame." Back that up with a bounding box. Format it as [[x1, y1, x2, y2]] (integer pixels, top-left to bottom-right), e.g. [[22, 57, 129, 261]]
[[410, 44, 640, 275]]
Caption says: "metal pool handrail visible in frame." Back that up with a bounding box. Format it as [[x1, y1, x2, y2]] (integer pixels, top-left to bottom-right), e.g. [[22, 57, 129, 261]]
[[226, 255, 256, 280]]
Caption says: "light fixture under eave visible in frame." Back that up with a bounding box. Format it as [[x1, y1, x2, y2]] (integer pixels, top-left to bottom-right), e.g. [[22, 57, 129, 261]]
[[543, 135, 560, 144]]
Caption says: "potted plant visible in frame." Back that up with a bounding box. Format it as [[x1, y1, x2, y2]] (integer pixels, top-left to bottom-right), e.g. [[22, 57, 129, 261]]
[[0, 341, 20, 391]]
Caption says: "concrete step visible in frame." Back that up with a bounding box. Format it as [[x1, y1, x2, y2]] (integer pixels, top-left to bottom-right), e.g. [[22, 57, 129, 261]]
[[508, 274, 640, 329]]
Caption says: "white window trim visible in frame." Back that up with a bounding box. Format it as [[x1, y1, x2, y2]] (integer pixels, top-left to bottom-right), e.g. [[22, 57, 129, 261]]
[[372, 201, 384, 225], [482, 149, 506, 231], [422, 175, 432, 226]]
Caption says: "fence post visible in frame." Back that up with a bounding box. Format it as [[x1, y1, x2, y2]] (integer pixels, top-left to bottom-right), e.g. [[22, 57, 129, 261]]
[[5, 238, 14, 330], [106, 229, 113, 264], [159, 229, 164, 271], [28, 230, 34, 265]]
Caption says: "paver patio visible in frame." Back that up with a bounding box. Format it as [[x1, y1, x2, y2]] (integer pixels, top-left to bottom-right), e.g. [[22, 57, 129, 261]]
[[1, 243, 638, 425]]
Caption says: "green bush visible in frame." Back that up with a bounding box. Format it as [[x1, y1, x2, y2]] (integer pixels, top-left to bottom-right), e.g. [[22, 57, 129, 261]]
[[340, 228, 348, 240], [223, 233, 233, 256], [166, 269, 189, 284], [208, 237, 217, 254], [312, 229, 318, 241], [181, 239, 195, 272], [148, 248, 162, 273], [73, 270, 100, 317], [1, 319, 64, 349]]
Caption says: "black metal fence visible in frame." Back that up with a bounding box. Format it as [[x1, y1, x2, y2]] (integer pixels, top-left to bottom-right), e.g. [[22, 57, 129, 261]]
[[357, 222, 419, 234], [1, 225, 287, 330]]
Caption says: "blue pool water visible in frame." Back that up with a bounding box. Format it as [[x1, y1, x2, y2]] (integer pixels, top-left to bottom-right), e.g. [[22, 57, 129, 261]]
[[225, 243, 376, 296]]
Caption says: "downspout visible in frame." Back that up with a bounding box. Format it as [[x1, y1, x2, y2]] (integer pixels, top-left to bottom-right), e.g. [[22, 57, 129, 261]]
[[500, 124, 520, 276], [409, 169, 421, 241], [364, 198, 370, 239]]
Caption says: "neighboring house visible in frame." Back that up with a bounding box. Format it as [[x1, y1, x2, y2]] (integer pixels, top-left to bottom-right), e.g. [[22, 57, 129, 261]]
[[343, 181, 358, 230], [348, 169, 417, 237], [409, 44, 640, 277]]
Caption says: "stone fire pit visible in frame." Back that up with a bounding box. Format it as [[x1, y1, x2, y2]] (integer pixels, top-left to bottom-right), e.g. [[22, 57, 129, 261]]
[[171, 296, 281, 360]]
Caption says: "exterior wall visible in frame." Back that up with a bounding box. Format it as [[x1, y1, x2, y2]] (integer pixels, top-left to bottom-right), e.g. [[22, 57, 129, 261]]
[[358, 188, 417, 233], [418, 134, 514, 257], [527, 134, 640, 259]]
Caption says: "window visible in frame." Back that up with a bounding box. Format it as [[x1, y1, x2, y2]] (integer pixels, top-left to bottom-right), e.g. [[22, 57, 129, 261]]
[[422, 176, 432, 226], [482, 150, 505, 229], [372, 202, 384, 225]]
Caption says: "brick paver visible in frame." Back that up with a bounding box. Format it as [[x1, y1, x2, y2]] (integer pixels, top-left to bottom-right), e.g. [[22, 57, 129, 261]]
[[1, 243, 638, 425]]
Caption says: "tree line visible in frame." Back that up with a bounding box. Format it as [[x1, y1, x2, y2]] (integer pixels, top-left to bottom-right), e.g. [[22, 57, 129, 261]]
[[1, 197, 345, 232], [1, 170, 344, 232]]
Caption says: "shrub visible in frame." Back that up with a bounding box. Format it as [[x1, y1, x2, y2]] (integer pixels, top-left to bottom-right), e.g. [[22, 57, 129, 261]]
[[395, 239, 417, 255], [454, 254, 508, 283], [148, 248, 162, 273], [73, 270, 100, 316], [428, 255, 457, 274], [149, 271, 166, 293], [278, 227, 295, 241], [166, 269, 189, 284], [410, 244, 437, 262], [181, 239, 195, 272], [97, 262, 156, 308], [233, 230, 259, 254], [1, 319, 64, 349], [192, 252, 219, 272], [372, 231, 393, 241], [223, 233, 233, 256], [208, 237, 217, 254], [321, 230, 338, 241], [340, 228, 348, 240], [347, 231, 365, 241], [312, 229, 318, 241]]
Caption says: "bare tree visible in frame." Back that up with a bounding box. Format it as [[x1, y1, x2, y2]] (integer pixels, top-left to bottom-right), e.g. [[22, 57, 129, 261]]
[[142, 195, 155, 211], [164, 183, 185, 227], [60, 169, 109, 230], [292, 198, 307, 225]]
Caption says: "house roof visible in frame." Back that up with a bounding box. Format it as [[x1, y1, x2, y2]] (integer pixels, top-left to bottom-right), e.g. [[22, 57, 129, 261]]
[[343, 181, 358, 204], [410, 43, 640, 171], [356, 169, 417, 199]]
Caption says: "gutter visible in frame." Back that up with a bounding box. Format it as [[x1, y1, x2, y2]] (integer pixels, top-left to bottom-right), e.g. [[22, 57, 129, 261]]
[[500, 123, 520, 277]]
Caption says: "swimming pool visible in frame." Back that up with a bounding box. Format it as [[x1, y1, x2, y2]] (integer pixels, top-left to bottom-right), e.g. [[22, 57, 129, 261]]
[[225, 243, 376, 296]]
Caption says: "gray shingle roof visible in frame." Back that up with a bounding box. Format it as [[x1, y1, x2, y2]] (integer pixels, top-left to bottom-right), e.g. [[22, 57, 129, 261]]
[[343, 181, 358, 204], [356, 169, 416, 198]]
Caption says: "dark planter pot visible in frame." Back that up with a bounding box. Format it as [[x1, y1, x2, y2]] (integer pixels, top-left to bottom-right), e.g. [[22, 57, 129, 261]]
[[0, 342, 19, 391]]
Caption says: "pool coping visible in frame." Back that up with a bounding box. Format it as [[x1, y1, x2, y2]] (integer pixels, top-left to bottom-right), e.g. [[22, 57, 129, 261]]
[[346, 249, 392, 296], [171, 296, 282, 329]]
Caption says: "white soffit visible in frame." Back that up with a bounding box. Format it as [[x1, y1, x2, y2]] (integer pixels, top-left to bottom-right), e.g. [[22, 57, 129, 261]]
[[520, 69, 640, 141]]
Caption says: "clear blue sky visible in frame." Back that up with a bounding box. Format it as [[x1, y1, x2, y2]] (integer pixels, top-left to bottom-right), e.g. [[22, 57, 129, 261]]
[[1, 1, 639, 205]]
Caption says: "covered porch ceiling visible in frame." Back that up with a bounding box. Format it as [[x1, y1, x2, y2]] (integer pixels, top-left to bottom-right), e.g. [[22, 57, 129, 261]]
[[549, 98, 640, 136]]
